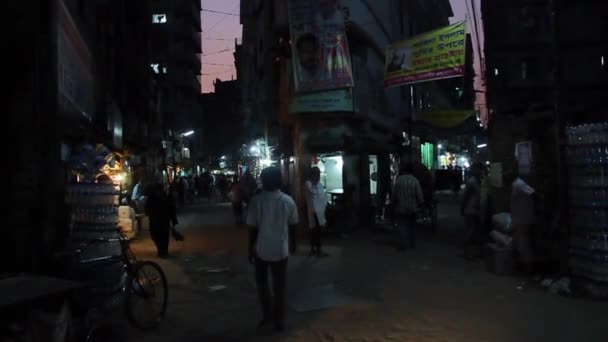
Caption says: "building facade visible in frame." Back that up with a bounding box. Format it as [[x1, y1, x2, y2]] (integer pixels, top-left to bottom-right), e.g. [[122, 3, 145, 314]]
[[483, 0, 608, 269], [149, 0, 203, 174], [7, 0, 169, 272], [239, 0, 457, 231], [200, 78, 244, 170]]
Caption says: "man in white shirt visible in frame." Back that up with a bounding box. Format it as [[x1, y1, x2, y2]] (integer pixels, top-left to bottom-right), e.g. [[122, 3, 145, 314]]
[[304, 167, 329, 257], [131, 181, 145, 213], [509, 173, 538, 271], [392, 162, 424, 250], [247, 167, 298, 332]]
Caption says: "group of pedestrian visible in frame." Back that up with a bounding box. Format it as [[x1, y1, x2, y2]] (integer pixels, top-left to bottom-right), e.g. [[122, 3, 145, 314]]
[[169, 176, 194, 208]]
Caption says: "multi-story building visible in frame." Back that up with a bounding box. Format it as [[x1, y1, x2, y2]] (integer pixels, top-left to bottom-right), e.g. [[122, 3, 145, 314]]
[[239, 0, 456, 230], [483, 1, 608, 275], [483, 0, 608, 208], [149, 0, 203, 172], [200, 78, 244, 169], [7, 0, 167, 272]]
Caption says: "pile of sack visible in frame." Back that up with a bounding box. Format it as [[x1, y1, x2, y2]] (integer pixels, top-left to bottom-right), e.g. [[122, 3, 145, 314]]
[[490, 213, 513, 248]]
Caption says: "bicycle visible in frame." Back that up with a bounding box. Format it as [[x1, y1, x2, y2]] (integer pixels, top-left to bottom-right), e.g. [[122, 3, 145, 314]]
[[55, 228, 168, 340]]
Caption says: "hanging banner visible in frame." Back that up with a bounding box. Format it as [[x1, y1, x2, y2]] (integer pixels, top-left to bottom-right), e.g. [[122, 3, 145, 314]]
[[384, 21, 467, 87], [288, 0, 354, 93], [418, 110, 474, 128]]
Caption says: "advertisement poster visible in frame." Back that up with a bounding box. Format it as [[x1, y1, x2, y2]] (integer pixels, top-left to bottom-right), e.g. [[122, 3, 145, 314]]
[[384, 21, 467, 87], [288, 0, 354, 93]]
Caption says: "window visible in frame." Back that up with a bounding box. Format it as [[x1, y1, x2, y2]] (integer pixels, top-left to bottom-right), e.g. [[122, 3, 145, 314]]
[[150, 63, 167, 74], [152, 14, 167, 24], [521, 58, 540, 80]]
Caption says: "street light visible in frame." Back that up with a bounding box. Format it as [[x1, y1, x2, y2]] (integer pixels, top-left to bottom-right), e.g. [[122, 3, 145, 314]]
[[182, 130, 195, 137]]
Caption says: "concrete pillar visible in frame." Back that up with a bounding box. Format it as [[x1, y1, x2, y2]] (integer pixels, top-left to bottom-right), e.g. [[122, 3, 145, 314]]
[[342, 153, 360, 231], [359, 152, 372, 229], [8, 0, 62, 272], [293, 120, 312, 235], [377, 153, 391, 214]]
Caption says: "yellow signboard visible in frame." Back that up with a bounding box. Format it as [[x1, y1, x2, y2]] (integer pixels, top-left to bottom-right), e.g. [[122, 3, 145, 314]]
[[419, 110, 474, 128], [385, 21, 467, 87]]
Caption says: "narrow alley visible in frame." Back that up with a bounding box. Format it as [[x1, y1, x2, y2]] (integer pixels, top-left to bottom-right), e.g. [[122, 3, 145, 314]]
[[125, 199, 607, 342]]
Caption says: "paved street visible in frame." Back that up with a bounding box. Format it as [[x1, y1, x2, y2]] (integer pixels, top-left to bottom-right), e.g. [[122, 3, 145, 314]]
[[124, 198, 607, 342]]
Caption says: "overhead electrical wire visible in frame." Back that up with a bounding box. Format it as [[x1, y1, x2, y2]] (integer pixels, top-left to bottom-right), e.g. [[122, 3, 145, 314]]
[[202, 37, 242, 41], [201, 68, 236, 76], [204, 0, 240, 33], [202, 62, 234, 66], [200, 48, 234, 57], [202, 8, 239, 17]]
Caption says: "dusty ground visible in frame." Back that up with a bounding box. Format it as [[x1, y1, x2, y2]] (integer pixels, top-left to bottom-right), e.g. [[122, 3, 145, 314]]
[[122, 199, 607, 342]]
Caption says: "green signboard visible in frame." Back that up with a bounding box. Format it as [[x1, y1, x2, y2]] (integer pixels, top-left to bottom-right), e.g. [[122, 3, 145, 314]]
[[288, 88, 354, 114]]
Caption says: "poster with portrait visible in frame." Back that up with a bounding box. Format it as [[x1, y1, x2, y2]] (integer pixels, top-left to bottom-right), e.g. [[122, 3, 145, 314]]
[[288, 0, 354, 93]]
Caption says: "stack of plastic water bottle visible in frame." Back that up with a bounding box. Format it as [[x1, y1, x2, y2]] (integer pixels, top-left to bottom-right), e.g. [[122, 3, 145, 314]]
[[66, 182, 121, 261], [566, 123, 608, 285]]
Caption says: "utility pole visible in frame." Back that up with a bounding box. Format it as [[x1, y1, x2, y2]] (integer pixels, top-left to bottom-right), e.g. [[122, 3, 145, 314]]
[[550, 0, 568, 272]]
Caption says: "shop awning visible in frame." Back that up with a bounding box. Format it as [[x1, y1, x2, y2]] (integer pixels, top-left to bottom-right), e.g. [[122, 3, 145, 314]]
[[407, 114, 484, 139], [418, 110, 475, 128]]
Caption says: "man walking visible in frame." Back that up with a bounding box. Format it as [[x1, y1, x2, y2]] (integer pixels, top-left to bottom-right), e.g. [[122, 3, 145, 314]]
[[304, 167, 329, 257], [247, 167, 298, 332], [145, 183, 179, 258], [392, 162, 424, 250], [461, 162, 485, 259]]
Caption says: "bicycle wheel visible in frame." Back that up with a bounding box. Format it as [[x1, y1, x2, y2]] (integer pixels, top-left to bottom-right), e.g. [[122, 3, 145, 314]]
[[125, 261, 168, 330]]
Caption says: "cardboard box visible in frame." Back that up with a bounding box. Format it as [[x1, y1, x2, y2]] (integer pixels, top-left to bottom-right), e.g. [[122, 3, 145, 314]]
[[118, 206, 134, 219], [118, 218, 133, 232], [118, 206, 130, 219]]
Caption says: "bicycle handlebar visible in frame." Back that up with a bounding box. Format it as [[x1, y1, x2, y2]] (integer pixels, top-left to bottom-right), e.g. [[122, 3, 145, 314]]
[[54, 228, 129, 259]]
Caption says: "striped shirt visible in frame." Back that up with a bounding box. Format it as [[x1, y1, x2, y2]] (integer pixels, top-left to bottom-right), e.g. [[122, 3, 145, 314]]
[[392, 174, 424, 215]]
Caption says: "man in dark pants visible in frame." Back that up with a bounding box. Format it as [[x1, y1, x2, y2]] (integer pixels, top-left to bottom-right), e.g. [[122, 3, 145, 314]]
[[145, 183, 179, 258], [247, 167, 298, 332], [392, 162, 424, 250]]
